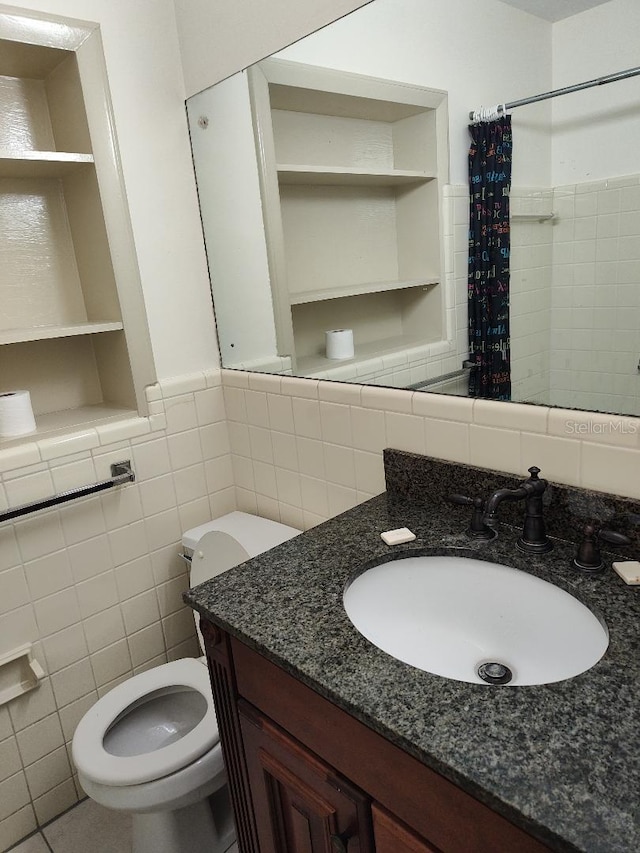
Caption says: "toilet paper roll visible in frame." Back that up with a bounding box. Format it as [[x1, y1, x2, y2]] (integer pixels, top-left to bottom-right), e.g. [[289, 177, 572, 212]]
[[0, 390, 37, 438], [325, 329, 354, 360]]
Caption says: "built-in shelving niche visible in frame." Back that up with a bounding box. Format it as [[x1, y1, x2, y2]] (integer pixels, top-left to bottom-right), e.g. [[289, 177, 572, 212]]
[[0, 17, 155, 442], [248, 59, 449, 372]]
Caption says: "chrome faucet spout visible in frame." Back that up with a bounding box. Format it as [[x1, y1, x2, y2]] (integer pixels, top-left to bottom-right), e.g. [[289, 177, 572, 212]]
[[483, 467, 553, 554]]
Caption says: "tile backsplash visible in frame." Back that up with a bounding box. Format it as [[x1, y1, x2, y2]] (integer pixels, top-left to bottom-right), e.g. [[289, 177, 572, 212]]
[[2, 364, 640, 850], [221, 368, 640, 533], [384, 449, 640, 555]]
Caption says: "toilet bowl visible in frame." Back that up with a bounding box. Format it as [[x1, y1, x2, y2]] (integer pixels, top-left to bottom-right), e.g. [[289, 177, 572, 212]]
[[72, 512, 300, 853]]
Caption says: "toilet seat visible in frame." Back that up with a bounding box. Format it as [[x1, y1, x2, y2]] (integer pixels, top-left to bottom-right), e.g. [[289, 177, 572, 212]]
[[73, 658, 218, 787]]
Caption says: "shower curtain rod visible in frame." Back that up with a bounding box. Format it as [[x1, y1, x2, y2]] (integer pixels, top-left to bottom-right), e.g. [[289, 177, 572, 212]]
[[469, 65, 640, 121]]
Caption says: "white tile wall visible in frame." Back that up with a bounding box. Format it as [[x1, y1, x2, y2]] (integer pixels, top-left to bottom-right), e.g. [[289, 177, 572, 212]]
[[550, 174, 640, 416], [0, 370, 233, 852], [509, 189, 554, 403], [221, 368, 640, 535]]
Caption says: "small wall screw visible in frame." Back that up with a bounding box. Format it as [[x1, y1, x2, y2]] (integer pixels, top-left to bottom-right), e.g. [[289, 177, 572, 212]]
[[197, 115, 209, 130]]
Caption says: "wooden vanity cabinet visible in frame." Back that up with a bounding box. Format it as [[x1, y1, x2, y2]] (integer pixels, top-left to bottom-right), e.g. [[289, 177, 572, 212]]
[[202, 621, 551, 853], [239, 703, 374, 853], [371, 804, 439, 853]]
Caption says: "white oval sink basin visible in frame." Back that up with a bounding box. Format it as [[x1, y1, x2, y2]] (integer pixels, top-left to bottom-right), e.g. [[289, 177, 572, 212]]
[[343, 556, 608, 686]]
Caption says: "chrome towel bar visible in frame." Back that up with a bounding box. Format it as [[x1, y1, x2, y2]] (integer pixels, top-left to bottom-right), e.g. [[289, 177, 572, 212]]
[[0, 460, 135, 524]]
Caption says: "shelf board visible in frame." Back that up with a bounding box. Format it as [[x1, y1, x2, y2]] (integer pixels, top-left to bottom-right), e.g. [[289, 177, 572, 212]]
[[289, 277, 438, 306], [0, 404, 138, 448], [0, 150, 94, 178], [277, 164, 435, 187], [0, 321, 124, 346], [297, 333, 430, 373]]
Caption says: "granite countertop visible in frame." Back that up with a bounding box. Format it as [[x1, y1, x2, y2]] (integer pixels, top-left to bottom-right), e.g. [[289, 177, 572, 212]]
[[185, 492, 640, 853]]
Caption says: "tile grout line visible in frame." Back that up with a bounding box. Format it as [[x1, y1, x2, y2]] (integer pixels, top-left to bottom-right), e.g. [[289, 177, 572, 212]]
[[5, 828, 52, 853], [38, 796, 89, 852]]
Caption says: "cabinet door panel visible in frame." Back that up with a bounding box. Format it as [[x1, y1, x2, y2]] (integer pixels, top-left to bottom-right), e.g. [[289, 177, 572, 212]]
[[372, 803, 440, 853], [239, 701, 373, 853]]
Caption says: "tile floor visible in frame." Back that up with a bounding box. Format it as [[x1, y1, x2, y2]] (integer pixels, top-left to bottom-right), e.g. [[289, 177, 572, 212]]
[[9, 799, 239, 853]]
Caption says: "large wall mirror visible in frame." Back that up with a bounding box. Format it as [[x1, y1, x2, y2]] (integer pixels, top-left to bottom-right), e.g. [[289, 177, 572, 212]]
[[187, 0, 640, 418]]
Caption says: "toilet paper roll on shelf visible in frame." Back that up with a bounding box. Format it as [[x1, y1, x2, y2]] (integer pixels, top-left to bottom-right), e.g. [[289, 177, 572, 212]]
[[325, 328, 354, 360], [0, 390, 37, 438]]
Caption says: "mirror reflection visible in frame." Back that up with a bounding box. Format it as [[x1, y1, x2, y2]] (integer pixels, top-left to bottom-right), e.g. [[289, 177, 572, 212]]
[[187, 0, 640, 418]]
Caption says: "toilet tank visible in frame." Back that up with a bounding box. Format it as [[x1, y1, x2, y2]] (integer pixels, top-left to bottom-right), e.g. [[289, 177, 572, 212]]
[[182, 512, 301, 655], [182, 511, 301, 588]]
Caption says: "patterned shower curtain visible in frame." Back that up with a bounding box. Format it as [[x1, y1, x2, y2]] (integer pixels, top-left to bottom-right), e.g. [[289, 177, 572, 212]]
[[468, 116, 512, 400]]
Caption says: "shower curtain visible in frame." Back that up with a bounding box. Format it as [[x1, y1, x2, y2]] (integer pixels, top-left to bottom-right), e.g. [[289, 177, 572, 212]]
[[468, 116, 512, 400]]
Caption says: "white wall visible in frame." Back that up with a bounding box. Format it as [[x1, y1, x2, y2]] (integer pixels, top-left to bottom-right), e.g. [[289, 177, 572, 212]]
[[173, 0, 374, 98], [174, 0, 554, 188], [10, 0, 219, 381], [552, 0, 640, 185], [187, 74, 279, 367], [274, 0, 552, 187]]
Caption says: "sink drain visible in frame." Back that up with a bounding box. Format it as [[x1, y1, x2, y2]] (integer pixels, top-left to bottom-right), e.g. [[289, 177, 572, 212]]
[[477, 662, 513, 685]]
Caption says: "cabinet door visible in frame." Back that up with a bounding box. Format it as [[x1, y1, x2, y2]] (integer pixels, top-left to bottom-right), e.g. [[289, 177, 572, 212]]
[[239, 702, 374, 853], [372, 803, 440, 853]]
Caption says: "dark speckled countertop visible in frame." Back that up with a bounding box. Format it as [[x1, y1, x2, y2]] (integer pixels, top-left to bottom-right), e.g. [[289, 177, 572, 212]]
[[185, 458, 640, 853]]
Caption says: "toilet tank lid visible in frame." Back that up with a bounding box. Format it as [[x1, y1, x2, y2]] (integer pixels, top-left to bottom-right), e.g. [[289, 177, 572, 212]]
[[182, 511, 300, 556]]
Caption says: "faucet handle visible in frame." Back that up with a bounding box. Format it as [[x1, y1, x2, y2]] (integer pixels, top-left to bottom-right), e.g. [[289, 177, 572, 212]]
[[447, 494, 496, 540], [448, 493, 477, 507], [598, 527, 631, 547], [524, 466, 548, 490], [573, 523, 631, 575]]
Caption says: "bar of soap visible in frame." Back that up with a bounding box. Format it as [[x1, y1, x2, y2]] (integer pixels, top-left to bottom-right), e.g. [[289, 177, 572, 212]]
[[381, 527, 416, 546], [612, 560, 640, 585]]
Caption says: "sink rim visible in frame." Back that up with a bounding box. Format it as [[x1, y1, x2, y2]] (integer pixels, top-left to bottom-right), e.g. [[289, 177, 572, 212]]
[[343, 545, 608, 631], [342, 548, 609, 686]]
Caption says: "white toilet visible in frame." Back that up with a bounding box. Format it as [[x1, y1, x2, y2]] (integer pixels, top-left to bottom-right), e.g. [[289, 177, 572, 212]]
[[72, 512, 300, 853]]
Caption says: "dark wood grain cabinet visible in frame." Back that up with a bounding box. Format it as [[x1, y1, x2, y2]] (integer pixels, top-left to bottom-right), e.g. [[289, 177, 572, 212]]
[[371, 804, 439, 853], [239, 703, 374, 853], [201, 620, 551, 853]]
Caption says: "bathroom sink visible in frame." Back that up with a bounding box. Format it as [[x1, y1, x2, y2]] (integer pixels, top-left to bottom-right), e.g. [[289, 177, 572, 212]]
[[343, 556, 608, 686]]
